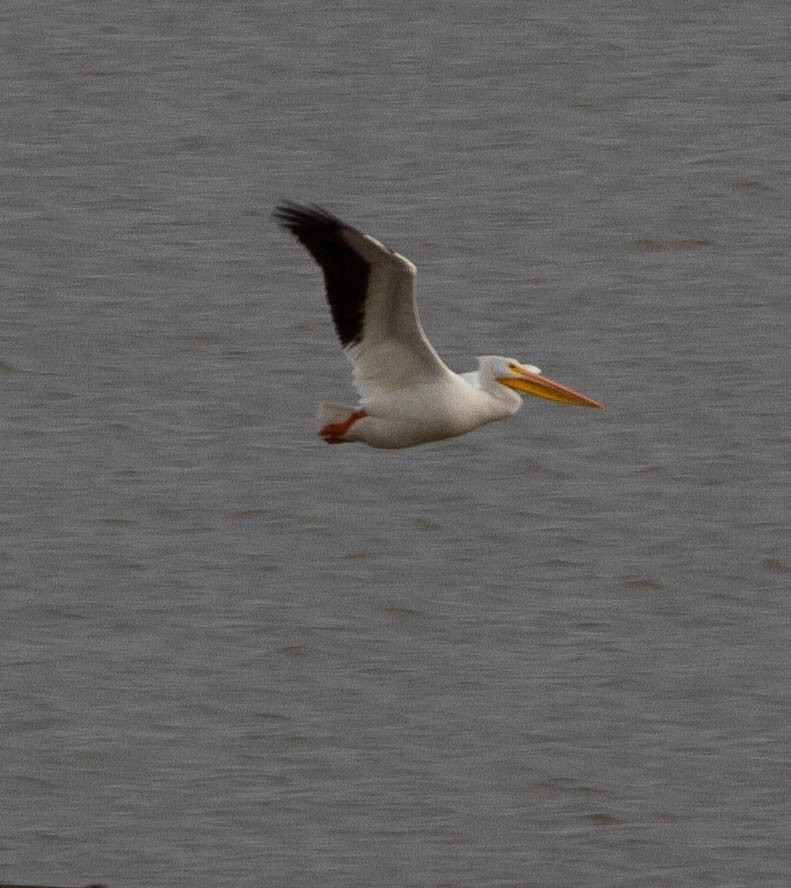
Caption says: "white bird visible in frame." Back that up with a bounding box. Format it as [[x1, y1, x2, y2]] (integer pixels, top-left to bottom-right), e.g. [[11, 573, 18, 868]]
[[274, 202, 602, 449]]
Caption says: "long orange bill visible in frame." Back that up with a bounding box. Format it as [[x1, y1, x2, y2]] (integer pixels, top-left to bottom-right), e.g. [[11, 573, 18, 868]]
[[499, 366, 603, 408]]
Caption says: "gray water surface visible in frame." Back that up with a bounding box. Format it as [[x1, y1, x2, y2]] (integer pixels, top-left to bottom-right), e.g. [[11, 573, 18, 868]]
[[3, 2, 791, 886]]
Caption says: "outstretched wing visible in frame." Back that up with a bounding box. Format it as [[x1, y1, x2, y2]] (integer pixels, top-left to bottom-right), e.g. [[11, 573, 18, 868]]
[[274, 202, 452, 399]]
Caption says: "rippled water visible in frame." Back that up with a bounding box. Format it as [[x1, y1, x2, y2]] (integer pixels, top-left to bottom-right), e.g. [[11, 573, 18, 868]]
[[3, 2, 791, 886]]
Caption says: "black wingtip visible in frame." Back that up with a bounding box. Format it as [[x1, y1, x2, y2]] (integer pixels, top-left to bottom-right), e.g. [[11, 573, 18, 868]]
[[274, 201, 369, 349], [272, 201, 347, 233]]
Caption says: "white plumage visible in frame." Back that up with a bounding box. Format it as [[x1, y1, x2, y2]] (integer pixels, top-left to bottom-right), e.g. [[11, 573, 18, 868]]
[[275, 203, 602, 449]]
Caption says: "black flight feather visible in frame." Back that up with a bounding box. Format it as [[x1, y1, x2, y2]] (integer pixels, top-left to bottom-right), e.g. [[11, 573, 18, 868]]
[[274, 202, 370, 348]]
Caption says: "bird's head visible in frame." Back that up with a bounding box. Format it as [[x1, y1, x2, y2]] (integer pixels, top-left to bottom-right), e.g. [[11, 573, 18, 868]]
[[478, 356, 603, 408]]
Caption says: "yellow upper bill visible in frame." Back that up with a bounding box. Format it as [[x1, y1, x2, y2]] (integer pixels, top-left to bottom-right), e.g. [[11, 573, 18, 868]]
[[499, 366, 603, 408]]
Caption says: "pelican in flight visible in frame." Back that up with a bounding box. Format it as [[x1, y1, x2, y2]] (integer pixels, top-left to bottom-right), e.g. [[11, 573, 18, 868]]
[[274, 202, 602, 449]]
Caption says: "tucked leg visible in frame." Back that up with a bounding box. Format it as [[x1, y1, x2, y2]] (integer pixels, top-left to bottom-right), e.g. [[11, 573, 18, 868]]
[[319, 409, 367, 444]]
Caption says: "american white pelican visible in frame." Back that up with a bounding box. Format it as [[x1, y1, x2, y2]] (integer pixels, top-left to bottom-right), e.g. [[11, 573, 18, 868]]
[[274, 202, 602, 449]]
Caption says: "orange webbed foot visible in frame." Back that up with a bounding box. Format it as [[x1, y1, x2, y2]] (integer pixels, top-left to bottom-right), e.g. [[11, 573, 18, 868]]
[[318, 409, 367, 444]]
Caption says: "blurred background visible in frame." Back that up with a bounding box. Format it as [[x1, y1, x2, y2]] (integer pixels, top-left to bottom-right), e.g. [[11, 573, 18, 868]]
[[2, 1, 790, 885]]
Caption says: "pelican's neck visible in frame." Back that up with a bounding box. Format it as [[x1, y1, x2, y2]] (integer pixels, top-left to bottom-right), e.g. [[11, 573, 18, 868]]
[[460, 367, 522, 414]]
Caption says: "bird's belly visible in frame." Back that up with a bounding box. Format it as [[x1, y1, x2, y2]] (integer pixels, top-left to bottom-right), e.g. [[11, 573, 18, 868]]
[[354, 383, 501, 448]]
